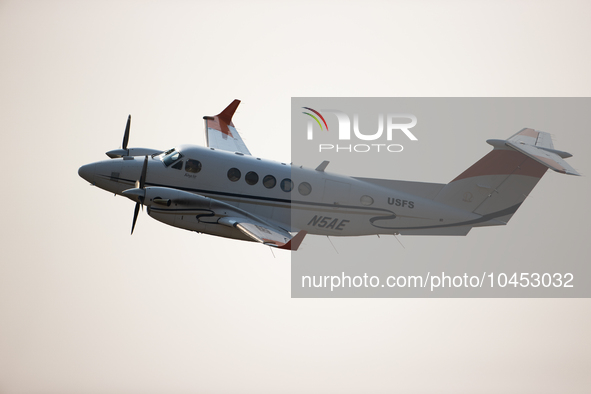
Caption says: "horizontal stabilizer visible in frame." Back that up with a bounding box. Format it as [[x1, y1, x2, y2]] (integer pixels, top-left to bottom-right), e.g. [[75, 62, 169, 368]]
[[505, 141, 579, 175], [487, 128, 580, 176]]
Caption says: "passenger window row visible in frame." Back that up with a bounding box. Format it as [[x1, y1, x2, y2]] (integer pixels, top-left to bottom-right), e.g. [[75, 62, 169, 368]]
[[168, 158, 312, 196], [227, 167, 312, 195]]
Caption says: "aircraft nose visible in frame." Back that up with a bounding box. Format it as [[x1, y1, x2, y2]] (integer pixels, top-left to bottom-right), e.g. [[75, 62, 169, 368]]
[[78, 163, 96, 184]]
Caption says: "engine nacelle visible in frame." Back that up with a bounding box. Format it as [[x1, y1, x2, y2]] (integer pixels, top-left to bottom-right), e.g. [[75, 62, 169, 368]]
[[106, 147, 162, 159]]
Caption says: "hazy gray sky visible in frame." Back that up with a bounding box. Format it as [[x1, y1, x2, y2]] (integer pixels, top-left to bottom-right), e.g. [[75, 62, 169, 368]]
[[1, 1, 590, 393]]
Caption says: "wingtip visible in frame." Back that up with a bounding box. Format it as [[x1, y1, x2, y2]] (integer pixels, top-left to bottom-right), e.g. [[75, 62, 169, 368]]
[[277, 230, 308, 251], [217, 99, 241, 124]]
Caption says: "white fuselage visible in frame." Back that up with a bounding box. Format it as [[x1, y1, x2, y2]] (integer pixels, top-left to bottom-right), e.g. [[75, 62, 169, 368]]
[[81, 144, 481, 239]]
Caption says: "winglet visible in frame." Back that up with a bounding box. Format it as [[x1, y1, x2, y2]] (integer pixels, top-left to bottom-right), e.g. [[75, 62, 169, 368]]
[[204, 99, 251, 155], [277, 231, 308, 251], [217, 99, 240, 125]]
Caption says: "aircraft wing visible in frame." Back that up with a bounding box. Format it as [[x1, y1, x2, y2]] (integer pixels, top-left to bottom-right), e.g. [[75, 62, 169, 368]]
[[218, 217, 307, 250], [126, 186, 306, 250], [203, 99, 251, 155]]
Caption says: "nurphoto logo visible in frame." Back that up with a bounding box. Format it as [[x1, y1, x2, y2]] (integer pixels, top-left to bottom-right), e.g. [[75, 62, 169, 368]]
[[302, 107, 418, 153]]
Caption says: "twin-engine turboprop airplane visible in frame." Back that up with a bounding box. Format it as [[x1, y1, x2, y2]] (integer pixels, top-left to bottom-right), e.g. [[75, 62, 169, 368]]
[[78, 100, 579, 250]]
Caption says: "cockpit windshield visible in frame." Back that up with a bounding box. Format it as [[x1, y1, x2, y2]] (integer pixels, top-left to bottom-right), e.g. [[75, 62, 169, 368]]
[[155, 148, 183, 167]]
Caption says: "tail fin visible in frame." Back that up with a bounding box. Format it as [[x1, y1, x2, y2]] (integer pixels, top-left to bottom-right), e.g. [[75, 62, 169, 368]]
[[433, 128, 579, 226]]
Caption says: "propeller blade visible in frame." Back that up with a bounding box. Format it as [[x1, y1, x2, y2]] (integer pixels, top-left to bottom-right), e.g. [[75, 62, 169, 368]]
[[139, 155, 148, 189], [122, 115, 131, 150], [131, 201, 140, 234], [131, 155, 148, 233]]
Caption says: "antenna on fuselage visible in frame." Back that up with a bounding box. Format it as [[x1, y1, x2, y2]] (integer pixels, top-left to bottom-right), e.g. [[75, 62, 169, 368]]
[[393, 233, 405, 249], [327, 236, 339, 254]]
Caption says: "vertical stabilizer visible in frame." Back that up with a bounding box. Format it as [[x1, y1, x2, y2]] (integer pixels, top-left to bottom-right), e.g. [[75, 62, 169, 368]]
[[433, 129, 577, 225]]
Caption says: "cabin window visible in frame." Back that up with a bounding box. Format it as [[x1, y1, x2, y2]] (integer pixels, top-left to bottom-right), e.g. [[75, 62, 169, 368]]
[[171, 160, 183, 170], [185, 159, 202, 173], [162, 150, 182, 167], [155, 148, 174, 160], [298, 182, 312, 196], [245, 171, 259, 185], [280, 178, 293, 192], [263, 175, 276, 189], [227, 168, 241, 182], [360, 195, 374, 206]]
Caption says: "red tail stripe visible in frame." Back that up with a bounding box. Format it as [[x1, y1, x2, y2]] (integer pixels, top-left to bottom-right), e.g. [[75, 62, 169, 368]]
[[452, 150, 547, 182]]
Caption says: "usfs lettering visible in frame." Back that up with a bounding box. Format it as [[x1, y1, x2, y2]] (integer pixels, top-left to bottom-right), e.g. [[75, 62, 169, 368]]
[[388, 197, 415, 209]]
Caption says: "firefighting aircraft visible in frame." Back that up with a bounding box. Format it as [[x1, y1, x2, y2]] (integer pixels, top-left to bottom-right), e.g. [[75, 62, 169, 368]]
[[78, 100, 579, 250]]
